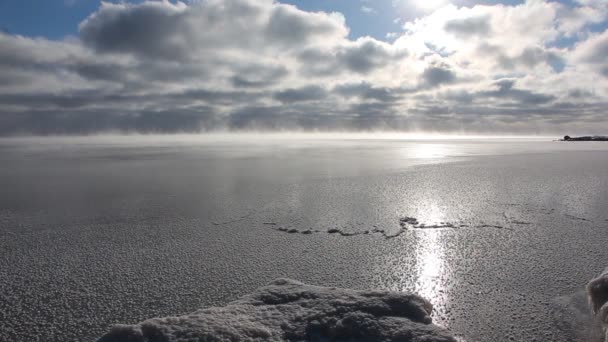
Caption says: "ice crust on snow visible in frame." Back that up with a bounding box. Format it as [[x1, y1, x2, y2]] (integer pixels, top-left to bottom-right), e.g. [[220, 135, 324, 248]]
[[97, 279, 455, 342]]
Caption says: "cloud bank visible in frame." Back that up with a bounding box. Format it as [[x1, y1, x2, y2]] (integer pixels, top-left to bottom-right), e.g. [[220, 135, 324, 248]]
[[1, 0, 608, 135]]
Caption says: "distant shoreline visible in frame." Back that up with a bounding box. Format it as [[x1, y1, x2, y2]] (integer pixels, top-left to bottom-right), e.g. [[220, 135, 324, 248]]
[[561, 136, 608, 141]]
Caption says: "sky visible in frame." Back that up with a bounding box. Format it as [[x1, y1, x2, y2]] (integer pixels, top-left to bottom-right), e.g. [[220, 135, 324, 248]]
[[0, 0, 607, 135]]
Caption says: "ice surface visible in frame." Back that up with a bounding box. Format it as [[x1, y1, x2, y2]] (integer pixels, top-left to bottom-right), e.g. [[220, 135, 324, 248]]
[[97, 279, 455, 342], [3, 137, 608, 342]]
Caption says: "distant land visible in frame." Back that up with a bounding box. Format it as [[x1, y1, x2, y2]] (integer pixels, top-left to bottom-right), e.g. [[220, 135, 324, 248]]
[[562, 136, 608, 141]]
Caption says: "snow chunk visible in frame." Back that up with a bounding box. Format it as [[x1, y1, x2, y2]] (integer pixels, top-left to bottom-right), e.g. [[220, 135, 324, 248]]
[[97, 279, 456, 342], [587, 268, 608, 340]]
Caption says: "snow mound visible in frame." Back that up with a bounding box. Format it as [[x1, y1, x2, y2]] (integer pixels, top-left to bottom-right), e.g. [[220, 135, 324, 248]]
[[97, 278, 456, 342], [588, 268, 608, 340]]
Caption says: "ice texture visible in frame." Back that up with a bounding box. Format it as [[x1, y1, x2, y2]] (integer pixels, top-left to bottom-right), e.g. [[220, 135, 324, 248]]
[[4, 137, 608, 341], [97, 279, 455, 342]]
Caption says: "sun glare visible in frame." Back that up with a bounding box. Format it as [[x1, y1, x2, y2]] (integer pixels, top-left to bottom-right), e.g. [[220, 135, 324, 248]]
[[413, 202, 452, 326], [408, 143, 449, 159]]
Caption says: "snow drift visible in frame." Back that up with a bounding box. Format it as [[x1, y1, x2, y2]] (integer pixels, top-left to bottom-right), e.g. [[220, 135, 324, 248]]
[[588, 268, 608, 341], [96, 278, 456, 342]]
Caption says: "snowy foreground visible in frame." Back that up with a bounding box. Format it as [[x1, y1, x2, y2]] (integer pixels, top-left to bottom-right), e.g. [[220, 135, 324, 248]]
[[96, 279, 456, 342], [97, 270, 608, 342]]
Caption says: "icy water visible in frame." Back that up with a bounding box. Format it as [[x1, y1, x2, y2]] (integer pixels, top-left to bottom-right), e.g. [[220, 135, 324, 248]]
[[1, 135, 608, 342]]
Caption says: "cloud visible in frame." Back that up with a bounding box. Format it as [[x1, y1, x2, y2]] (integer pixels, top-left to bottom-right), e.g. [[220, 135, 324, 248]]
[[297, 37, 407, 76], [478, 79, 556, 105], [0, 0, 607, 135], [79, 0, 348, 61], [421, 65, 456, 87], [361, 6, 377, 15], [444, 15, 491, 37], [339, 38, 406, 74], [274, 85, 328, 103], [264, 4, 348, 47], [573, 30, 608, 65], [495, 46, 565, 72], [334, 82, 401, 102], [79, 1, 190, 60], [230, 64, 288, 88], [556, 0, 607, 35]]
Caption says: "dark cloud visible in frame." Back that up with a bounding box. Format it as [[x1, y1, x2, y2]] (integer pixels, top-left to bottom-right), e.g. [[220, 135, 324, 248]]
[[421, 65, 456, 87], [578, 32, 608, 64], [0, 109, 217, 136], [333, 82, 401, 102], [70, 61, 129, 82], [226, 104, 344, 131], [230, 65, 288, 88], [480, 79, 556, 105], [0, 68, 38, 87], [442, 90, 474, 104], [226, 102, 410, 131], [519, 47, 551, 67], [476, 42, 501, 56], [296, 48, 338, 75], [79, 0, 346, 61], [79, 1, 189, 60], [431, 79, 556, 107], [337, 39, 403, 74], [0, 91, 104, 109], [265, 5, 346, 47], [497, 46, 565, 72], [274, 85, 327, 103], [568, 89, 594, 99], [348, 101, 397, 119], [403, 98, 608, 133], [0, 87, 264, 113], [444, 16, 491, 37], [573, 30, 608, 78], [297, 39, 406, 76]]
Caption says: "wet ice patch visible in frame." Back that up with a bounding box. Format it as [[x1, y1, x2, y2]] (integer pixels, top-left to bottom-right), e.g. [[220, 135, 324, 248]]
[[97, 279, 456, 342]]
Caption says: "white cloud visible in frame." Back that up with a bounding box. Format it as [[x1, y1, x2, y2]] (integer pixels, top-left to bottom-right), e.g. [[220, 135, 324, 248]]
[[386, 32, 399, 40], [0, 0, 607, 135], [570, 30, 608, 82], [361, 6, 378, 14]]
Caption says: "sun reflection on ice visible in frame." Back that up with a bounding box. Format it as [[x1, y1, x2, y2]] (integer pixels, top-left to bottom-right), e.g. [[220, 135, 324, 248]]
[[402, 143, 450, 160], [415, 230, 446, 306], [412, 203, 452, 326], [376, 199, 457, 328]]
